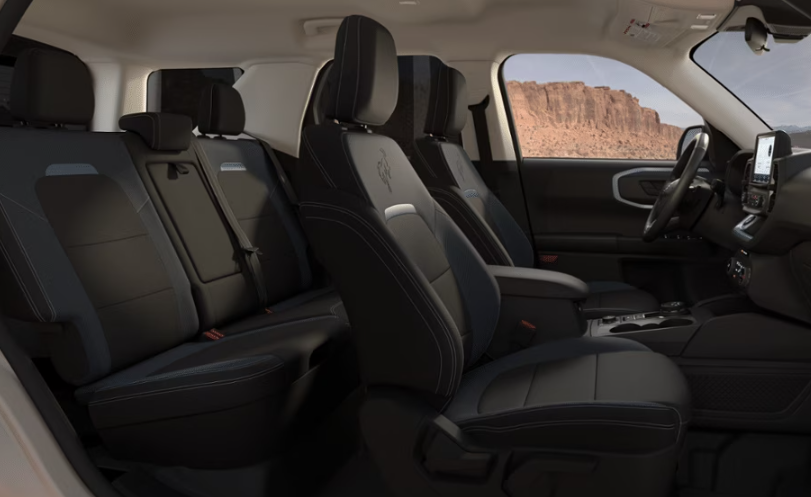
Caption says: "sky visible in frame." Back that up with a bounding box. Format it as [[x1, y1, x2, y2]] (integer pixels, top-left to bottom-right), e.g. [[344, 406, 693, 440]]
[[502, 32, 811, 130]]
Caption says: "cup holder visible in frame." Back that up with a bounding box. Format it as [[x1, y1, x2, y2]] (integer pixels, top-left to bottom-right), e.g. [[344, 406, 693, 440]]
[[610, 318, 693, 333]]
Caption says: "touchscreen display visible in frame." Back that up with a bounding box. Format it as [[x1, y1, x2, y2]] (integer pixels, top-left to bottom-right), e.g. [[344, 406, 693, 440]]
[[753, 135, 775, 183]]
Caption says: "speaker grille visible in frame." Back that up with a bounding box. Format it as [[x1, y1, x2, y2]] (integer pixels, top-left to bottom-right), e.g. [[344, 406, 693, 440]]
[[688, 374, 810, 413]]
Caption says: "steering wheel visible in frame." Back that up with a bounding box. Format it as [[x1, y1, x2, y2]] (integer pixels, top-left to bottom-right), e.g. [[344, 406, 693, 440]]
[[643, 132, 710, 242]]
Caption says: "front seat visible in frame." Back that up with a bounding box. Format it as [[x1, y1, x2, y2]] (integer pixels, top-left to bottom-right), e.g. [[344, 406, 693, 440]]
[[411, 63, 659, 318], [298, 15, 690, 497]]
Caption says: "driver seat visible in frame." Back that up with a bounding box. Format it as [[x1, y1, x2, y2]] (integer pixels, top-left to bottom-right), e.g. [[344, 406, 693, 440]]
[[412, 64, 658, 318]]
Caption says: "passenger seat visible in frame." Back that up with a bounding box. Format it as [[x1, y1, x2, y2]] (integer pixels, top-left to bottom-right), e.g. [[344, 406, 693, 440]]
[[412, 63, 659, 318], [297, 16, 690, 497], [0, 48, 354, 469]]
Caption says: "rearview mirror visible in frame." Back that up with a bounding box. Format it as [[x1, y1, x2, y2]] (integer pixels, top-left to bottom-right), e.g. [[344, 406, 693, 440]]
[[745, 18, 770, 55], [677, 125, 704, 159]]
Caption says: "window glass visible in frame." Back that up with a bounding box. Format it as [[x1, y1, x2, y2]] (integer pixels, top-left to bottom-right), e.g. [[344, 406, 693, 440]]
[[694, 32, 811, 148], [147, 68, 243, 127], [503, 54, 701, 160]]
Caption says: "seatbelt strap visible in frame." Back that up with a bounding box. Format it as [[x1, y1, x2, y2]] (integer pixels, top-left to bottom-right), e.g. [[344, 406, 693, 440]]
[[192, 139, 268, 308], [467, 95, 500, 197], [245, 132, 299, 207]]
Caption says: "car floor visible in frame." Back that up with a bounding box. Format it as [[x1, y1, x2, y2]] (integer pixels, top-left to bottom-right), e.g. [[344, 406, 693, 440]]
[[676, 430, 811, 497], [315, 451, 394, 497], [100, 425, 811, 497]]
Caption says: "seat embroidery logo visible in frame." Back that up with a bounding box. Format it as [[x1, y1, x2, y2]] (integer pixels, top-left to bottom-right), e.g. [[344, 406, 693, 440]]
[[455, 155, 465, 181], [377, 149, 392, 192]]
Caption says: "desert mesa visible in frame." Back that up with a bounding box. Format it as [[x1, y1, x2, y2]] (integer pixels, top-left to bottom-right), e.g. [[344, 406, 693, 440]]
[[506, 80, 685, 160]]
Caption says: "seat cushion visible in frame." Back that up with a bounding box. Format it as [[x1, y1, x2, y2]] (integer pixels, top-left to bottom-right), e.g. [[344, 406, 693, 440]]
[[215, 287, 347, 338], [584, 281, 660, 318], [76, 311, 347, 417], [445, 337, 690, 454], [74, 303, 353, 467]]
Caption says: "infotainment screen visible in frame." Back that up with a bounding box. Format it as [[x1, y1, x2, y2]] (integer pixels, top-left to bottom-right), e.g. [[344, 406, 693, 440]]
[[752, 134, 776, 184]]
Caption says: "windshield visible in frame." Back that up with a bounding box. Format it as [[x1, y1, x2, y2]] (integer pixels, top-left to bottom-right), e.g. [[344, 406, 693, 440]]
[[694, 32, 811, 146]]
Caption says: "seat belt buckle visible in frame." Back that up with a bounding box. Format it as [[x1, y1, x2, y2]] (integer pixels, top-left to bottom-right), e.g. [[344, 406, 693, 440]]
[[510, 320, 537, 350], [202, 329, 224, 341]]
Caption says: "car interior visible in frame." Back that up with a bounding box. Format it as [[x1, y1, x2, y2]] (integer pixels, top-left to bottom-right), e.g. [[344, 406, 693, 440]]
[[1, 1, 811, 497]]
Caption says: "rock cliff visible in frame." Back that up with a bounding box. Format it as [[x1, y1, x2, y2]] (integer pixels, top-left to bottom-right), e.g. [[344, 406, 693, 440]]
[[506, 81, 683, 159]]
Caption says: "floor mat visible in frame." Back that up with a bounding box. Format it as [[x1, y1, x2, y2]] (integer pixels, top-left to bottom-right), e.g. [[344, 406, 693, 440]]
[[316, 452, 394, 497], [678, 430, 811, 497]]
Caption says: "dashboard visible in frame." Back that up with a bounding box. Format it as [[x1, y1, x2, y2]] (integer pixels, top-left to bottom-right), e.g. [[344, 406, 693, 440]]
[[726, 130, 811, 323]]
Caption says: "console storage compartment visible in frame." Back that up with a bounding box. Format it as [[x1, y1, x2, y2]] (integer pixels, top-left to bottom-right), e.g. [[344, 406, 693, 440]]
[[487, 266, 588, 357]]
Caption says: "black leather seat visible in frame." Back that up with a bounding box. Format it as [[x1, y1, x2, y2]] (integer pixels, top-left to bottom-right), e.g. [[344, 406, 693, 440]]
[[297, 15, 690, 497], [0, 48, 355, 469], [411, 63, 659, 318]]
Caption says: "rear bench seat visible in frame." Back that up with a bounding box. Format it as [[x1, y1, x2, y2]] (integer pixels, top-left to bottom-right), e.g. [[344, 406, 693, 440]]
[[0, 48, 354, 468]]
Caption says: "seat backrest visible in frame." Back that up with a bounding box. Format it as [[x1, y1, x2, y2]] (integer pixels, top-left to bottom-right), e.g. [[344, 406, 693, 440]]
[[196, 83, 314, 304], [118, 112, 264, 330], [0, 49, 198, 385], [412, 64, 536, 268], [298, 15, 500, 408]]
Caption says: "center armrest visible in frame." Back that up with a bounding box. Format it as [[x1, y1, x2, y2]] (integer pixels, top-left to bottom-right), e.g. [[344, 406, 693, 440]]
[[487, 266, 589, 300]]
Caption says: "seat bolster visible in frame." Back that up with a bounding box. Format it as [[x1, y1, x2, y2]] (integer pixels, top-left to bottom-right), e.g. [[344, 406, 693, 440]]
[[428, 186, 513, 266], [457, 401, 684, 454]]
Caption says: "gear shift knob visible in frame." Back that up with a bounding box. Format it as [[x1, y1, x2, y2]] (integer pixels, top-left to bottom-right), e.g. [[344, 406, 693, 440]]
[[660, 301, 687, 315]]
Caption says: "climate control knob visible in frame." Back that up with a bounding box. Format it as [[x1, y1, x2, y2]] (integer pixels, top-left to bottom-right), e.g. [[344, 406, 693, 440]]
[[602, 316, 618, 324]]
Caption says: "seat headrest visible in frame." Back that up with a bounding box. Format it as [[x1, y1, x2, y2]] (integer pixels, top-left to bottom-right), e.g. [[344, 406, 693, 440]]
[[119, 113, 193, 152], [326, 16, 398, 126], [424, 64, 468, 137], [10, 48, 95, 125], [198, 83, 245, 136]]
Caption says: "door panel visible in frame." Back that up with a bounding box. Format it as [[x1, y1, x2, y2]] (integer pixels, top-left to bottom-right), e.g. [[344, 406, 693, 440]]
[[519, 158, 732, 303], [523, 159, 670, 237]]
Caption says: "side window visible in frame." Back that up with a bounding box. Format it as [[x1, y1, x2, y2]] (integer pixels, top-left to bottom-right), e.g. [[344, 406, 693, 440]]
[[147, 68, 243, 127], [503, 54, 701, 160]]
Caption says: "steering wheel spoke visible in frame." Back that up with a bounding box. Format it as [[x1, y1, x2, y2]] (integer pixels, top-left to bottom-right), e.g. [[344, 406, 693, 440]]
[[642, 132, 710, 242]]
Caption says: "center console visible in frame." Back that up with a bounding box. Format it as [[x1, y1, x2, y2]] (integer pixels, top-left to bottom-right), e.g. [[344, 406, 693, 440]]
[[588, 303, 703, 356], [486, 265, 710, 358]]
